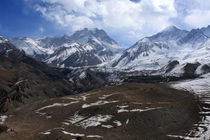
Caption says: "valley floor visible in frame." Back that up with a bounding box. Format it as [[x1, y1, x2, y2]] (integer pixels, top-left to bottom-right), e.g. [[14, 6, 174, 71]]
[[0, 83, 199, 140]]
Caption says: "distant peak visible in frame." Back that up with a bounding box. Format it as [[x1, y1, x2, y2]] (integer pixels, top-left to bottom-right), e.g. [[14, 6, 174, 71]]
[[72, 28, 108, 39], [202, 24, 210, 29], [0, 35, 8, 42], [0, 35, 4, 39], [79, 28, 103, 32], [161, 25, 180, 32]]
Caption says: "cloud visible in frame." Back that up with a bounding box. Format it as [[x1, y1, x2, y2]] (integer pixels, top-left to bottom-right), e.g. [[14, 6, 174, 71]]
[[39, 27, 44, 33], [185, 10, 210, 28], [184, 0, 210, 28], [33, 0, 177, 46], [174, 0, 210, 29]]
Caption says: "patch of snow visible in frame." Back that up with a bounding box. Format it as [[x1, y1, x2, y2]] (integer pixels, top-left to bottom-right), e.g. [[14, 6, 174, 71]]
[[63, 97, 81, 101], [117, 105, 129, 113], [98, 93, 118, 100], [77, 115, 113, 128], [86, 135, 103, 138], [101, 125, 113, 128], [46, 116, 52, 119], [66, 112, 86, 124], [126, 119, 129, 125], [62, 131, 85, 137], [171, 73, 210, 95], [63, 43, 80, 48], [35, 101, 79, 114], [40, 127, 64, 135], [46, 46, 78, 63], [92, 37, 102, 45], [167, 134, 191, 139], [69, 78, 74, 83], [40, 131, 51, 135], [81, 95, 87, 101], [14, 79, 26, 86], [113, 120, 122, 126], [79, 71, 86, 79], [62, 122, 70, 126], [68, 114, 113, 129], [165, 63, 185, 77], [82, 100, 119, 108], [0, 115, 8, 124], [117, 105, 162, 113]]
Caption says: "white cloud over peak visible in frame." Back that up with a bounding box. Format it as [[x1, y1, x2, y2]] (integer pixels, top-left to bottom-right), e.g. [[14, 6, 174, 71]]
[[34, 0, 177, 46], [183, 0, 210, 28], [174, 0, 210, 29], [185, 10, 210, 28]]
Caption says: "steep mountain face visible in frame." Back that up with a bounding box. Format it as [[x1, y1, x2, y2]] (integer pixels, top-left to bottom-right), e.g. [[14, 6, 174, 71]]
[[0, 35, 74, 112], [111, 26, 188, 69], [201, 25, 210, 37], [10, 28, 123, 67], [9, 37, 53, 61], [148, 26, 189, 42], [178, 29, 208, 45], [111, 25, 210, 75]]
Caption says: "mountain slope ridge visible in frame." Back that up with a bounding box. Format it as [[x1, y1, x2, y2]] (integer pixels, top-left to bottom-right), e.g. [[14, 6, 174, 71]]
[[111, 25, 210, 74]]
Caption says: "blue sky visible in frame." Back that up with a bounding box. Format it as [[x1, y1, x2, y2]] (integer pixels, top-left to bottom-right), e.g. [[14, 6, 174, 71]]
[[0, 0, 68, 38], [0, 0, 210, 47]]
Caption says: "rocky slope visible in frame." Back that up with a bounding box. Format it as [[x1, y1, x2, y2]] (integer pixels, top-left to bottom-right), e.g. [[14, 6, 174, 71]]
[[0, 35, 74, 112], [0, 83, 199, 140]]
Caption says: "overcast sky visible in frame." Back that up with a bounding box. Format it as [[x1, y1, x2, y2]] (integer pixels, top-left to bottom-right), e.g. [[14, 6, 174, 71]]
[[0, 0, 210, 47]]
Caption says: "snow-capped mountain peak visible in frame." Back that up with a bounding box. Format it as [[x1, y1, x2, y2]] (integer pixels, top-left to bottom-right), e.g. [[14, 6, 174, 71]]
[[10, 28, 124, 67], [148, 25, 189, 42], [69, 28, 122, 50], [111, 25, 210, 72], [161, 25, 180, 32]]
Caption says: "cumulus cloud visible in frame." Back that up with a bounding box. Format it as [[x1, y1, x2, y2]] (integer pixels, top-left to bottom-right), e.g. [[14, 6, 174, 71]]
[[33, 0, 177, 46], [174, 0, 210, 29], [185, 10, 210, 28], [184, 0, 210, 28]]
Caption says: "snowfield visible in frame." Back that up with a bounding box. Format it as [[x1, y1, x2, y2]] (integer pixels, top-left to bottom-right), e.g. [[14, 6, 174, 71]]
[[171, 73, 210, 95], [170, 73, 210, 140]]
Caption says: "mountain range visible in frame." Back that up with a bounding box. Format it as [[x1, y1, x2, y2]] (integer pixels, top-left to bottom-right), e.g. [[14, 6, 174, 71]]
[[7, 25, 210, 76], [10, 28, 123, 67], [1, 25, 210, 140], [111, 25, 210, 75]]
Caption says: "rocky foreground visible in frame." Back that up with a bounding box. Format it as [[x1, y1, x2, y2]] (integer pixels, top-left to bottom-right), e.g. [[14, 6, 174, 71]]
[[0, 83, 199, 140]]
